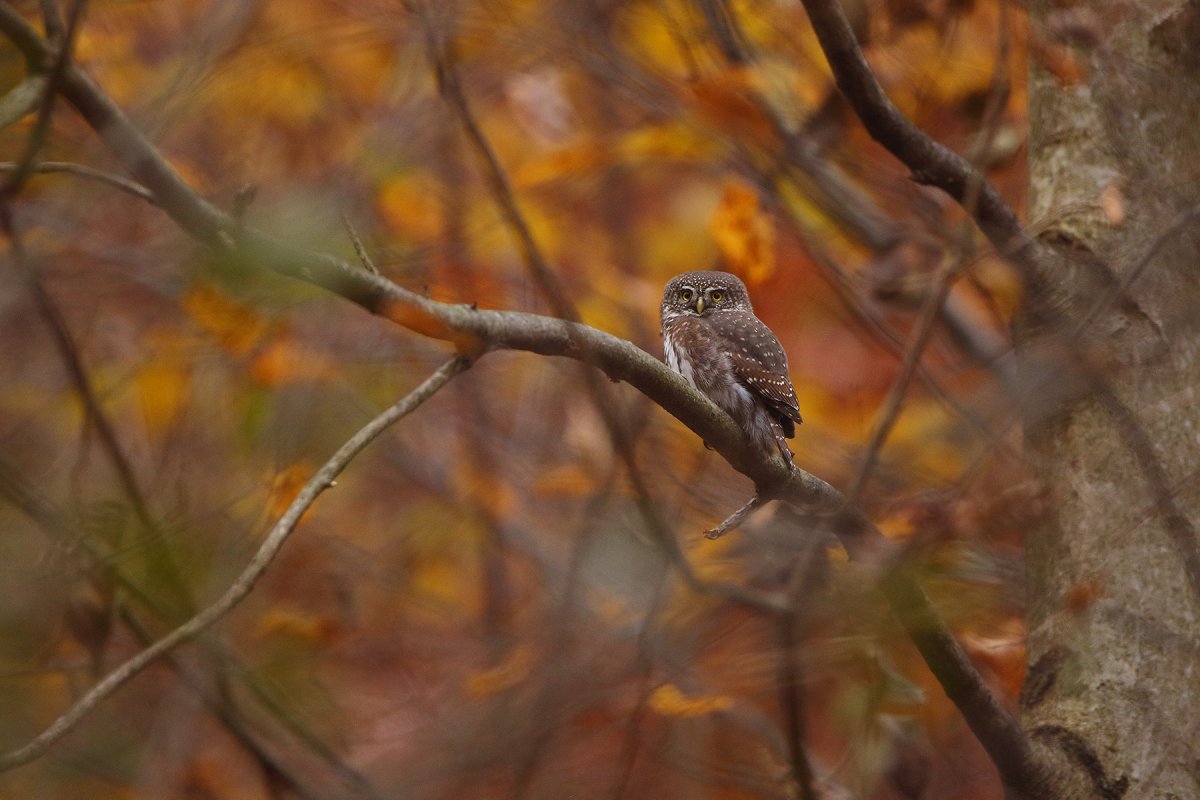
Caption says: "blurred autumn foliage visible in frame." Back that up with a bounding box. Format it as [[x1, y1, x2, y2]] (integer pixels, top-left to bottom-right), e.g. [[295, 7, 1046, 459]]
[[0, 0, 1037, 797]]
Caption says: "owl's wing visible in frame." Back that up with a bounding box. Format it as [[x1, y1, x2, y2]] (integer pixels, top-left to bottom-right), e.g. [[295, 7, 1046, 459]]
[[713, 314, 804, 435]]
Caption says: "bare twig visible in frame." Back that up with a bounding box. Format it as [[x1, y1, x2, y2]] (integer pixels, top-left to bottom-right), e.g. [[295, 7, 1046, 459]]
[[341, 213, 380, 274], [845, 262, 959, 504], [809, 243, 1019, 457], [0, 160, 156, 202], [0, 166, 377, 794], [0, 357, 467, 771], [704, 493, 765, 539]]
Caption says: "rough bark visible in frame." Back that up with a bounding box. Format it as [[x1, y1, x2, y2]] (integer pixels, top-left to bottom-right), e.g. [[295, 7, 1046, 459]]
[[1023, 0, 1200, 795]]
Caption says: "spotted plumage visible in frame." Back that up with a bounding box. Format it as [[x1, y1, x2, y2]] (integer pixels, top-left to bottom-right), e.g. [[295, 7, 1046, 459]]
[[660, 271, 802, 468]]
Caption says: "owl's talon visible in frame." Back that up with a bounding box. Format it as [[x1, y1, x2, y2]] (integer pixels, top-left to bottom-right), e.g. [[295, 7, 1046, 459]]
[[703, 440, 715, 451]]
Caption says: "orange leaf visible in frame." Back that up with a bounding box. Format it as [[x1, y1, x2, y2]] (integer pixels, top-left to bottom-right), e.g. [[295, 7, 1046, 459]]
[[257, 609, 337, 644], [709, 180, 775, 284], [182, 284, 268, 356], [377, 174, 444, 242], [250, 335, 337, 386], [648, 683, 734, 717], [464, 646, 535, 698]]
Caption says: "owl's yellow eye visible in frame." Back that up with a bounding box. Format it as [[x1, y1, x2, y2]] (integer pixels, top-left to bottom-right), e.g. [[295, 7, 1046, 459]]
[[710, 290, 724, 302], [680, 289, 694, 302]]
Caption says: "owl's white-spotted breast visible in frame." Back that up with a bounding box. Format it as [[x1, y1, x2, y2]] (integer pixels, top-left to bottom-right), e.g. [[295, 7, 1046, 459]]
[[660, 271, 802, 468]]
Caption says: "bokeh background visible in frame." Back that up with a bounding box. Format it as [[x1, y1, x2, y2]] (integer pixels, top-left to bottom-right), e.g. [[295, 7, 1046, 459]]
[[0, 0, 1040, 797]]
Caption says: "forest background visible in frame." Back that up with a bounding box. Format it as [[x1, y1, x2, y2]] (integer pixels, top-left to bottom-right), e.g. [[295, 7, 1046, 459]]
[[2, 0, 1195, 798]]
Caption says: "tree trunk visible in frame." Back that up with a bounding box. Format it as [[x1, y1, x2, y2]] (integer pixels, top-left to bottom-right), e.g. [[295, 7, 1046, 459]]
[[1023, 0, 1200, 796]]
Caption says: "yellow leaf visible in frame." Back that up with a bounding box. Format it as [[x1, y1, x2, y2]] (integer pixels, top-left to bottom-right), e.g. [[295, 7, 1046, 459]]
[[451, 459, 518, 520], [136, 360, 191, 437], [219, 57, 324, 127], [648, 683, 734, 717], [709, 180, 775, 284], [464, 646, 535, 697], [618, 121, 719, 163], [620, 0, 697, 76], [377, 173, 444, 242]]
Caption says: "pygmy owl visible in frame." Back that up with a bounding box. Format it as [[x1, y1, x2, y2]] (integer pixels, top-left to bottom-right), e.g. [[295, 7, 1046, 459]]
[[661, 271, 802, 468]]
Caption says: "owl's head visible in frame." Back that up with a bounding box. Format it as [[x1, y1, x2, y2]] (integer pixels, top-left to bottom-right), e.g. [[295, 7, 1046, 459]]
[[661, 271, 752, 318]]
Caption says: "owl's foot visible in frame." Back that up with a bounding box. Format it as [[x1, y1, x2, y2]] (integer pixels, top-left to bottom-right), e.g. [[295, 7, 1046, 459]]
[[775, 443, 798, 471]]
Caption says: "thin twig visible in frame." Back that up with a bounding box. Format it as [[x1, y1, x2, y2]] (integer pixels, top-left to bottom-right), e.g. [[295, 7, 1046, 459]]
[[704, 494, 765, 539], [0, 357, 467, 771], [845, 263, 959, 504], [341, 213, 379, 274], [0, 185, 378, 794], [0, 160, 156, 202]]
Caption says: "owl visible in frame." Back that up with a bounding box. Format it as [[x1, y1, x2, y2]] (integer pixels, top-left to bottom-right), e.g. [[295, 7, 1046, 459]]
[[661, 271, 803, 468]]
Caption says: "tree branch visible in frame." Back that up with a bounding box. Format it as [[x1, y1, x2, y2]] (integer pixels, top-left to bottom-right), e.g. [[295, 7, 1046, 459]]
[[0, 0, 84, 198], [796, 0, 1043, 277], [0, 357, 468, 771]]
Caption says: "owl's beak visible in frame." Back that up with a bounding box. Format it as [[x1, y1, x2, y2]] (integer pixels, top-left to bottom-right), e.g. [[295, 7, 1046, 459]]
[[694, 297, 705, 314]]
